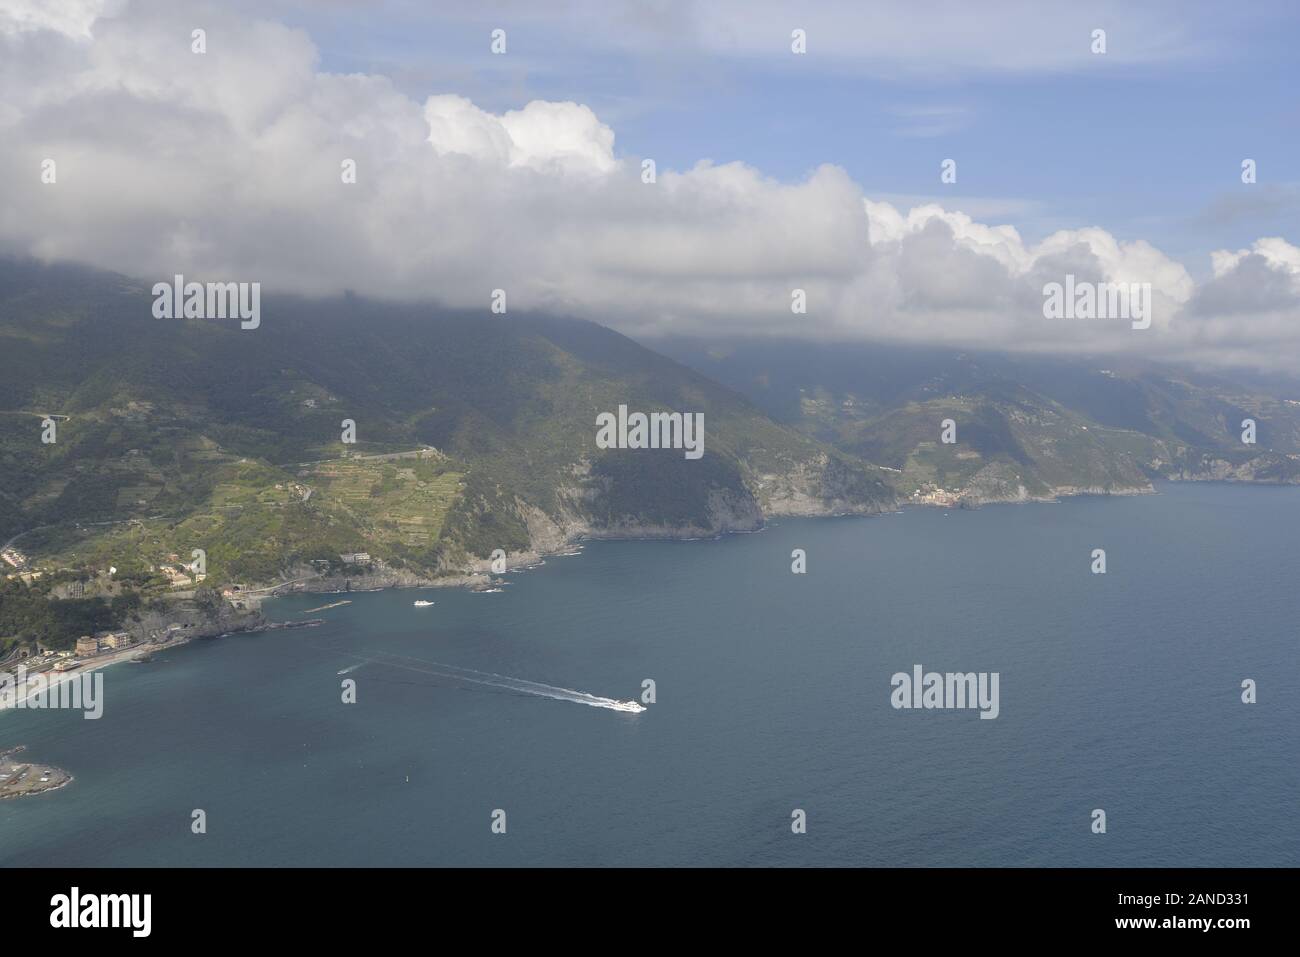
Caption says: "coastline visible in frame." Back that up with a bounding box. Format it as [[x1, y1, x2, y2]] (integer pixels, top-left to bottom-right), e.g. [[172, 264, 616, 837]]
[[4, 477, 1279, 674], [243, 481, 1165, 599], [4, 480, 1295, 865], [0, 746, 73, 800], [5, 479, 1294, 812], [0, 616, 327, 717], [1, 635, 191, 717]]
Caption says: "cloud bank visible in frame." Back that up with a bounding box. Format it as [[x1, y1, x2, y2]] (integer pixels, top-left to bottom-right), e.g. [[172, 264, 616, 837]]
[[1, 0, 1298, 373]]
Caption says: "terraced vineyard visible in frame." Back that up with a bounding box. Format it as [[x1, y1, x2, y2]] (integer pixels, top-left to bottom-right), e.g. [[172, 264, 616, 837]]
[[303, 454, 464, 548]]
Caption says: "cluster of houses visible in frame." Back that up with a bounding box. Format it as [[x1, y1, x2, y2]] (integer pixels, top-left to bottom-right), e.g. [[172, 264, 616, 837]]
[[910, 485, 962, 507], [155, 554, 205, 589], [17, 631, 139, 673], [2, 546, 40, 584], [74, 631, 134, 658]]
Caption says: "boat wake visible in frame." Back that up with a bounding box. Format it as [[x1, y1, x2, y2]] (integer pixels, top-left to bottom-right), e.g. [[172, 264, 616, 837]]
[[343, 650, 645, 713]]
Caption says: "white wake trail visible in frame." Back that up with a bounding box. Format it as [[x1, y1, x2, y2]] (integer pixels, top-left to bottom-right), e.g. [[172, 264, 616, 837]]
[[347, 650, 645, 713]]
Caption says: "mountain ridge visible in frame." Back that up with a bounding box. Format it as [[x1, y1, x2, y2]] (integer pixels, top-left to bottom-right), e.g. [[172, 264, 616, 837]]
[[4, 259, 1300, 655], [0, 260, 892, 600]]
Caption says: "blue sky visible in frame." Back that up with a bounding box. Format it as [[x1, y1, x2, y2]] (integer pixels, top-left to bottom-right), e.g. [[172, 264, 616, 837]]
[[269, 0, 1299, 277]]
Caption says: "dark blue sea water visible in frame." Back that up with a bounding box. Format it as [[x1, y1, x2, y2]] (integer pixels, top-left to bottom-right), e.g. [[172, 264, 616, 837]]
[[2, 482, 1297, 866]]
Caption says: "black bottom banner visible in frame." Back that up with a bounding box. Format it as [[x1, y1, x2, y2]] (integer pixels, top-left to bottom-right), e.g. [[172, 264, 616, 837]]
[[0, 867, 1287, 943]]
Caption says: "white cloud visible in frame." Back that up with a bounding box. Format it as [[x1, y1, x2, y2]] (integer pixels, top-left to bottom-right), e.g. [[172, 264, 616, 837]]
[[1174, 238, 1300, 367], [1211, 237, 1300, 279], [0, 0, 110, 39], [0, 0, 1297, 373], [424, 95, 617, 174]]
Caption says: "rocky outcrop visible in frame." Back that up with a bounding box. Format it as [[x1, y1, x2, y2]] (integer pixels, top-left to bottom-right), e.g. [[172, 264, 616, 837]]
[[127, 601, 265, 643], [1153, 451, 1300, 484], [753, 451, 894, 517]]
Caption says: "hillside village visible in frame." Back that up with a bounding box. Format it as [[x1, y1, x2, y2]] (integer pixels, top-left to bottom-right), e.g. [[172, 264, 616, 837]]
[[1, 542, 388, 670]]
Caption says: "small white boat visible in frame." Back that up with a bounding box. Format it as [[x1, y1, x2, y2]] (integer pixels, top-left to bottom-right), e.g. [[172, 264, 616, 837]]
[[412, 600, 434, 607]]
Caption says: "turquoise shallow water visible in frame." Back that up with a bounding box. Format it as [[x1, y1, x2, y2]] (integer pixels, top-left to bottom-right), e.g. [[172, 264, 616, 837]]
[[2, 482, 1297, 866]]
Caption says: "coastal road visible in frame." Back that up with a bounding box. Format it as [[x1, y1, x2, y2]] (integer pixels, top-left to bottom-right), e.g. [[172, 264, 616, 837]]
[[243, 573, 327, 595]]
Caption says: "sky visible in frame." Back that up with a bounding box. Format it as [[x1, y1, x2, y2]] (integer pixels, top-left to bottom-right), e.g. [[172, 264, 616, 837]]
[[1, 0, 1298, 372], [281, 0, 1300, 266]]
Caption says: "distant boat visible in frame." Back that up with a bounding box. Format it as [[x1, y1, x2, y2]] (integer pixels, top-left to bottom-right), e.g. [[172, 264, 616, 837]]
[[413, 600, 434, 607]]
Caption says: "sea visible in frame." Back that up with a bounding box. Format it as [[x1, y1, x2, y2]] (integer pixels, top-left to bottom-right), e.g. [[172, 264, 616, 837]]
[[2, 481, 1297, 866]]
